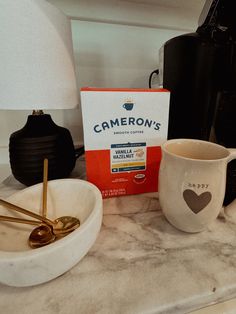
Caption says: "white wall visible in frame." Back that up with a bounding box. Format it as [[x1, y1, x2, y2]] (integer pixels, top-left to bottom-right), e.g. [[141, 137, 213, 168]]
[[0, 0, 203, 163]]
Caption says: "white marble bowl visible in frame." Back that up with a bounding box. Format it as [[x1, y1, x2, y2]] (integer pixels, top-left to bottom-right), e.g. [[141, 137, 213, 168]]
[[0, 179, 103, 287]]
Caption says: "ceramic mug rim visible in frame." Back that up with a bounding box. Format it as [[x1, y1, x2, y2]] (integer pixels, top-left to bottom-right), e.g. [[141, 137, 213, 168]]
[[161, 138, 230, 162]]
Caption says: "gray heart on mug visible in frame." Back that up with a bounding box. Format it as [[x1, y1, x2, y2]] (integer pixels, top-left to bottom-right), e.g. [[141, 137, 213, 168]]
[[183, 189, 212, 214]]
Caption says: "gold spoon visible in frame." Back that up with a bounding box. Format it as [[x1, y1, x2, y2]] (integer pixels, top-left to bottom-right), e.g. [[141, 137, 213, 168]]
[[28, 225, 56, 249], [28, 158, 55, 249], [0, 214, 44, 226], [0, 198, 80, 235], [27, 159, 77, 248], [42, 158, 48, 218], [0, 214, 56, 248], [0, 214, 77, 237]]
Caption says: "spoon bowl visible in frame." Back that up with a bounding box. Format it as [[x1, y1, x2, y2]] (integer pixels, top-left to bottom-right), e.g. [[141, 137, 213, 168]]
[[53, 216, 80, 234], [0, 178, 103, 287], [28, 224, 56, 248]]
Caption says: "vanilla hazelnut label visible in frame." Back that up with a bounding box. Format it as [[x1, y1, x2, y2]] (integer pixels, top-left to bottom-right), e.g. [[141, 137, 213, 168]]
[[81, 87, 170, 198], [111, 142, 146, 173]]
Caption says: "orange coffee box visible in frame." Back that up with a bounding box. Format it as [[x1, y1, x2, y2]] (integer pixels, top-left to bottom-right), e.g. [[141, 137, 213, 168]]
[[80, 87, 170, 198]]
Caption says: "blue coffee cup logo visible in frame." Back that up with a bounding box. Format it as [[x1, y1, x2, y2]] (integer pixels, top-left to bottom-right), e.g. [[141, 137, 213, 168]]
[[123, 102, 134, 110]]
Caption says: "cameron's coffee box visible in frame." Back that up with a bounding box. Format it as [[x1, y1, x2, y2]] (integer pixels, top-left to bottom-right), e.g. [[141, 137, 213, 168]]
[[80, 87, 170, 198]]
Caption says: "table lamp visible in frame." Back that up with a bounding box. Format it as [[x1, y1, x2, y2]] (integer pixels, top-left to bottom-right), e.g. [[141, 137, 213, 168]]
[[0, 0, 79, 186]]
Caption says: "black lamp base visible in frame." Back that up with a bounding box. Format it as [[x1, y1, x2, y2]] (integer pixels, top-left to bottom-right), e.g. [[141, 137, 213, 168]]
[[9, 113, 76, 186]]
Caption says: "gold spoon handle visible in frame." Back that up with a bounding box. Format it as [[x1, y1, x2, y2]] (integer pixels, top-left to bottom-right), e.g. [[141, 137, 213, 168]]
[[0, 215, 41, 226], [42, 158, 48, 218], [0, 199, 54, 226]]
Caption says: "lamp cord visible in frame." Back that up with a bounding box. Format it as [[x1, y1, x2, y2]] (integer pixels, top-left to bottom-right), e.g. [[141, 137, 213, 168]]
[[75, 145, 85, 159], [149, 69, 159, 88]]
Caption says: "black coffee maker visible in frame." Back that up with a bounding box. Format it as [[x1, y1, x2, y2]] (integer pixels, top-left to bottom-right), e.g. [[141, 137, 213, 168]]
[[160, 0, 236, 204]]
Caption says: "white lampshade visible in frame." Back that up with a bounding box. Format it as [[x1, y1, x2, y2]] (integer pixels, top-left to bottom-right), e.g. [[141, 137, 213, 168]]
[[0, 0, 78, 109]]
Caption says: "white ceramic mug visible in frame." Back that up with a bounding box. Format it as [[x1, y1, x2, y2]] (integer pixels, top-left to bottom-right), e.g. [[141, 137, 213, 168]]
[[158, 139, 236, 233]]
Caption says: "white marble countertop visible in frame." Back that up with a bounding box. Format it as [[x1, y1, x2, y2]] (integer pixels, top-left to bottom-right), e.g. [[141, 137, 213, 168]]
[[1, 158, 236, 314]]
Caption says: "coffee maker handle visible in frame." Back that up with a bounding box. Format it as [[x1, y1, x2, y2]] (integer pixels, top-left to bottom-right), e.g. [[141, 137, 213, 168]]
[[223, 148, 236, 217], [227, 149, 236, 163]]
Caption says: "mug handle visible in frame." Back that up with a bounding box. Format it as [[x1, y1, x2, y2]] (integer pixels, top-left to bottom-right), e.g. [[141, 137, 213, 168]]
[[223, 148, 236, 218]]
